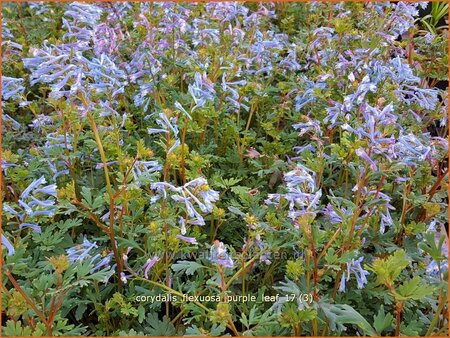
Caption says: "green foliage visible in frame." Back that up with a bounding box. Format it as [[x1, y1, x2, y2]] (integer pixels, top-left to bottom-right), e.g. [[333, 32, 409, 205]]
[[319, 302, 377, 336], [172, 260, 207, 276], [2, 1, 448, 336], [420, 2, 449, 33], [372, 306, 394, 335], [3, 320, 44, 337], [393, 276, 435, 301], [142, 313, 177, 336], [369, 250, 410, 287]]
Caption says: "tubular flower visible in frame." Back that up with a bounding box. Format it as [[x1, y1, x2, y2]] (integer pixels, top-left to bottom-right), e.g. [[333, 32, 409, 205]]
[[209, 240, 234, 268]]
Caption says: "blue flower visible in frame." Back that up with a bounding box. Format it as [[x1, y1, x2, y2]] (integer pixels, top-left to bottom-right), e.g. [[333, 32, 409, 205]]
[[179, 217, 187, 235], [66, 238, 99, 262], [19, 223, 42, 234], [120, 272, 129, 284], [2, 76, 25, 101], [355, 148, 378, 171], [174, 101, 192, 120], [91, 253, 114, 272], [3, 176, 58, 228], [66, 238, 116, 274], [95, 161, 119, 170], [338, 273, 346, 293], [3, 204, 20, 217], [176, 235, 198, 245], [379, 208, 393, 234], [394, 133, 433, 166], [292, 120, 322, 137], [131, 160, 162, 186], [143, 256, 159, 279], [1, 234, 15, 256], [21, 177, 47, 199], [29, 114, 53, 131], [154, 112, 179, 136], [188, 72, 216, 112], [209, 240, 234, 268], [64, 3, 102, 27], [265, 164, 322, 222], [339, 256, 370, 292], [167, 139, 181, 155], [151, 177, 219, 227], [294, 76, 327, 112], [2, 160, 17, 176], [388, 2, 419, 38]]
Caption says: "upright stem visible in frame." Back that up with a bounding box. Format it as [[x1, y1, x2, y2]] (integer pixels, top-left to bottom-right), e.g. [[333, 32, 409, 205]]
[[87, 114, 114, 198], [245, 102, 256, 131], [162, 131, 171, 316], [210, 212, 215, 243], [87, 113, 123, 289], [395, 301, 404, 336], [5, 270, 52, 336], [180, 117, 188, 185], [305, 226, 318, 301]]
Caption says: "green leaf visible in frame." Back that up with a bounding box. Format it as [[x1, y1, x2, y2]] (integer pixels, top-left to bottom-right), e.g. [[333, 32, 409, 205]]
[[320, 302, 377, 336], [214, 177, 242, 189], [228, 206, 246, 217], [3, 320, 33, 336], [240, 305, 260, 328], [75, 303, 88, 321], [80, 186, 92, 206], [325, 248, 338, 264], [117, 328, 143, 336], [184, 325, 206, 336], [185, 324, 225, 336], [172, 260, 206, 276], [32, 227, 65, 251], [138, 305, 146, 324], [230, 185, 251, 200], [369, 250, 409, 286], [92, 195, 105, 210], [418, 232, 445, 263], [121, 303, 139, 317], [373, 305, 394, 335], [273, 278, 301, 296], [117, 237, 145, 253], [393, 276, 435, 301], [145, 313, 176, 336], [297, 307, 317, 322], [401, 319, 424, 336], [421, 19, 436, 34], [55, 218, 83, 232]]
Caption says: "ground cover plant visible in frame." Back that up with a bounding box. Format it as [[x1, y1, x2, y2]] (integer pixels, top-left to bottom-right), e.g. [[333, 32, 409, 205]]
[[1, 1, 449, 336]]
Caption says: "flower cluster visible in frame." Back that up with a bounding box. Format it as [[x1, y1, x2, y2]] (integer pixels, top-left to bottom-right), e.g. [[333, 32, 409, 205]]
[[66, 238, 115, 279], [338, 256, 370, 292], [1, 2, 448, 336], [151, 177, 219, 229], [3, 176, 57, 234], [209, 240, 234, 268], [266, 164, 322, 222]]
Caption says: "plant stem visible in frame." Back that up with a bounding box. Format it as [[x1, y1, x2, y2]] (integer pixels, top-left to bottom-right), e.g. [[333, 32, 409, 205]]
[[5, 270, 52, 336], [87, 113, 114, 198], [225, 257, 258, 290], [317, 227, 341, 262], [87, 112, 123, 289], [228, 318, 240, 336], [180, 116, 188, 185], [395, 301, 404, 336], [245, 102, 256, 131], [425, 290, 445, 336]]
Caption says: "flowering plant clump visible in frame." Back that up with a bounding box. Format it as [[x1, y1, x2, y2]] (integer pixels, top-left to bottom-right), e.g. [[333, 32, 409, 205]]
[[1, 2, 448, 336]]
